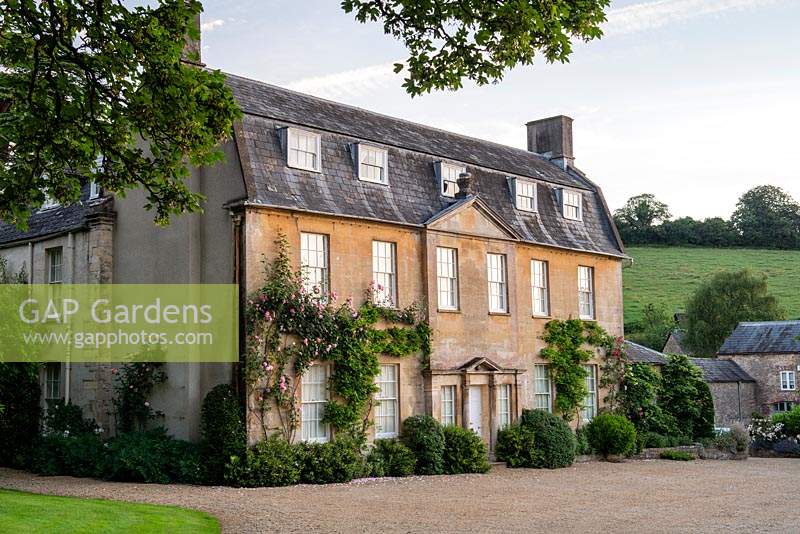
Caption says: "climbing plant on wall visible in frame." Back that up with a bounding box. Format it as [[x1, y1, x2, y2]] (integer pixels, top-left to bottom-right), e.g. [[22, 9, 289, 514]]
[[245, 234, 431, 443], [540, 319, 612, 422]]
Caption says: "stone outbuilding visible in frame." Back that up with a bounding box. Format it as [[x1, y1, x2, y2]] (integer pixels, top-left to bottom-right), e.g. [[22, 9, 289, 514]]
[[718, 321, 800, 416]]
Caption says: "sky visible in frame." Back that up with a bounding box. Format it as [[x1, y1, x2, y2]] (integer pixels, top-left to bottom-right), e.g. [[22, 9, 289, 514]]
[[198, 0, 800, 219]]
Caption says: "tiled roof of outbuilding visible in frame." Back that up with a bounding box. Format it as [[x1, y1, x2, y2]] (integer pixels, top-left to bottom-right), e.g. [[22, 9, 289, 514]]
[[0, 183, 110, 246], [689, 358, 755, 383], [225, 74, 625, 258], [718, 321, 800, 355], [624, 341, 668, 365]]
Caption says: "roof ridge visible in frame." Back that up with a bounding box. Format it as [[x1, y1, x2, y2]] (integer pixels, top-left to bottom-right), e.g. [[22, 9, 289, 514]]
[[738, 320, 800, 326], [222, 71, 575, 179]]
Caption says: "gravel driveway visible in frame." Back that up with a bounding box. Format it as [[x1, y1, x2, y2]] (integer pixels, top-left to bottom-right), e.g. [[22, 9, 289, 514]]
[[2, 458, 798, 533]]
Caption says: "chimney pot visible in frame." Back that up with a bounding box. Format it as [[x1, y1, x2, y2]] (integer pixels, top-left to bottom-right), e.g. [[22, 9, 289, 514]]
[[455, 172, 475, 199], [526, 115, 574, 170]]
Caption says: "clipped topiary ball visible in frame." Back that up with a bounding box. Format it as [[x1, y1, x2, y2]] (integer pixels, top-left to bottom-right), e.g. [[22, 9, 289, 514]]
[[585, 412, 637, 459]]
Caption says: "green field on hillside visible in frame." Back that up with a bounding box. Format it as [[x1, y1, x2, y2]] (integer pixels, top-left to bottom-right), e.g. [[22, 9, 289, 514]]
[[623, 246, 800, 324]]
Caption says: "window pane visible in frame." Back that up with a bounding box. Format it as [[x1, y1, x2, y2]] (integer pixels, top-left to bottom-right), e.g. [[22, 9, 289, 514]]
[[372, 241, 397, 307], [441, 386, 456, 426], [437, 247, 458, 310], [301, 365, 329, 442], [578, 266, 594, 319], [375, 364, 399, 437], [47, 248, 63, 284], [498, 384, 511, 429], [288, 130, 320, 170], [359, 145, 388, 183], [533, 365, 552, 412], [487, 254, 507, 312], [531, 260, 549, 315], [581, 365, 597, 422], [441, 164, 464, 197], [515, 180, 536, 211]]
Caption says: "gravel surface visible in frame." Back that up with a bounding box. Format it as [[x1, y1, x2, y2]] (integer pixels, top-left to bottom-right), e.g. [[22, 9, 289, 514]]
[[2, 459, 799, 533]]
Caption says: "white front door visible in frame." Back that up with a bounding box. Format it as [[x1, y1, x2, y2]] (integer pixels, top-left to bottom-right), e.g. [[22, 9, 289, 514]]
[[468, 386, 482, 437]]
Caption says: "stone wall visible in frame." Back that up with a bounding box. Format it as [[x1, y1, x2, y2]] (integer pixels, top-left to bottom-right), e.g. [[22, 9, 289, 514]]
[[708, 381, 757, 427], [720, 353, 800, 415]]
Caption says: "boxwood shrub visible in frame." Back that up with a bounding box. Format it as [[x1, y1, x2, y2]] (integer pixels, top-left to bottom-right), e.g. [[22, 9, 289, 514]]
[[367, 439, 416, 478], [495, 423, 539, 468], [104, 427, 203, 484], [199, 384, 246, 484], [401, 415, 445, 475], [298, 437, 364, 484], [519, 409, 576, 468], [442, 426, 490, 474], [584, 412, 637, 459], [226, 434, 301, 487]]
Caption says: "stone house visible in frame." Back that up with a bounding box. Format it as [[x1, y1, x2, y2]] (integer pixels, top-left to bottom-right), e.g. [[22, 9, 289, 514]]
[[718, 321, 800, 416], [625, 341, 756, 427], [0, 66, 626, 448]]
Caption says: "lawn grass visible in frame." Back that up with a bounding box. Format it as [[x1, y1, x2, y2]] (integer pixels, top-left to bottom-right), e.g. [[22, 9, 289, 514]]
[[623, 246, 800, 324], [0, 489, 219, 534]]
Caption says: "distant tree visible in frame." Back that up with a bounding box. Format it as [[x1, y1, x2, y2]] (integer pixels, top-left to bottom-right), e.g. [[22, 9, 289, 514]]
[[685, 270, 785, 356], [658, 217, 700, 246], [343, 0, 611, 96], [731, 186, 800, 249], [614, 194, 671, 245], [695, 217, 739, 247], [627, 303, 674, 351]]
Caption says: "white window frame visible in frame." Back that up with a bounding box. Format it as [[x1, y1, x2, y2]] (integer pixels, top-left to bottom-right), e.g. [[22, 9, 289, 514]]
[[497, 384, 511, 429], [578, 265, 595, 320], [562, 189, 583, 221], [441, 385, 456, 426], [89, 181, 101, 199], [300, 232, 329, 298], [40, 194, 59, 211], [372, 240, 397, 308], [514, 179, 537, 212], [286, 127, 322, 172], [375, 364, 399, 438], [301, 364, 330, 443], [44, 363, 62, 400], [780, 370, 796, 391], [47, 247, 63, 284], [531, 259, 549, 317], [356, 144, 389, 185], [437, 162, 465, 198], [581, 365, 598, 423], [436, 247, 459, 311], [533, 364, 552, 413], [487, 253, 508, 313]]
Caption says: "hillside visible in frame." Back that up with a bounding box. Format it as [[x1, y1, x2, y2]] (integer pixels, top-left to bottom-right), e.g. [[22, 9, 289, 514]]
[[623, 246, 800, 325]]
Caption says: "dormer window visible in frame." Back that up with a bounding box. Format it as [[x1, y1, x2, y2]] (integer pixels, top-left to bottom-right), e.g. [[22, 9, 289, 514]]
[[561, 189, 583, 221], [513, 179, 537, 212], [436, 162, 465, 198], [356, 144, 388, 184], [286, 127, 321, 172], [89, 182, 101, 200]]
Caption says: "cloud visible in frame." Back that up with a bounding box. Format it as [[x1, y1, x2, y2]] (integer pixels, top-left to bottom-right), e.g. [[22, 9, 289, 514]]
[[603, 0, 782, 36], [283, 0, 785, 99], [285, 61, 402, 99], [201, 19, 225, 32]]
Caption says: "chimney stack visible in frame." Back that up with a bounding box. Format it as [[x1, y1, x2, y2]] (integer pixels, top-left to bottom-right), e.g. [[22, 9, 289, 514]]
[[455, 172, 475, 199], [182, 13, 203, 66], [526, 115, 574, 170]]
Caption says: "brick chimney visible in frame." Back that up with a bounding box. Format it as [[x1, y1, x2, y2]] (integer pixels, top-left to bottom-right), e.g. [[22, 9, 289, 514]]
[[526, 115, 574, 170], [455, 172, 475, 199]]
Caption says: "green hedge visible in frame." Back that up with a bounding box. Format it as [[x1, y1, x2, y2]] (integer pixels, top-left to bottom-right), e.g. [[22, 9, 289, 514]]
[[199, 384, 245, 484], [367, 439, 416, 477], [519, 410, 576, 468], [773, 406, 800, 437], [226, 434, 301, 487], [0, 363, 41, 468], [401, 415, 445, 475], [584, 413, 637, 458], [495, 423, 539, 468], [442, 426, 490, 474]]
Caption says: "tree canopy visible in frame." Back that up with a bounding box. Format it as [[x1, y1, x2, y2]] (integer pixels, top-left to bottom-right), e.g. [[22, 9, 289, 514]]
[[614, 186, 800, 250], [0, 0, 241, 228], [343, 0, 611, 96], [684, 270, 784, 356]]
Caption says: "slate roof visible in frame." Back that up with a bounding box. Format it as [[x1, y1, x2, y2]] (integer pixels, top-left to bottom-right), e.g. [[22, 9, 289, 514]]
[[663, 329, 690, 354], [226, 73, 625, 258], [624, 341, 667, 365], [0, 183, 110, 246], [718, 321, 800, 355], [624, 340, 754, 383], [689, 358, 755, 383]]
